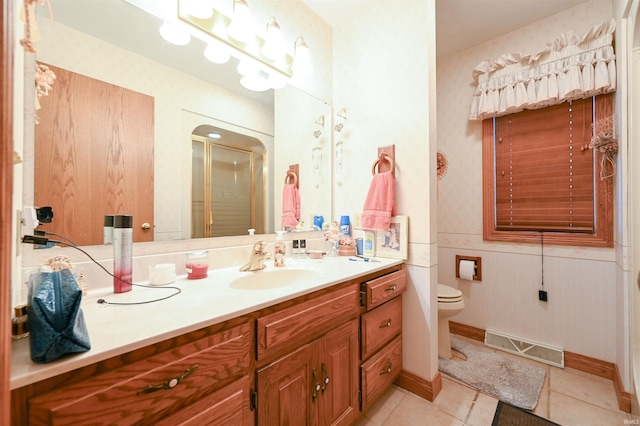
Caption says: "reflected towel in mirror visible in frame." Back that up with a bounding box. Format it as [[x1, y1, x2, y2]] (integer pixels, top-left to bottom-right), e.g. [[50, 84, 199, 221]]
[[282, 184, 300, 228]]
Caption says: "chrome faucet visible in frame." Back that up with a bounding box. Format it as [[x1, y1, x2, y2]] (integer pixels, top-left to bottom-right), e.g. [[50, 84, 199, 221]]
[[239, 241, 271, 272]]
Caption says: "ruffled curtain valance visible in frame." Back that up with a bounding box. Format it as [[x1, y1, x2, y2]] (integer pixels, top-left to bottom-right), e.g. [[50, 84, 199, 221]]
[[469, 18, 616, 120]]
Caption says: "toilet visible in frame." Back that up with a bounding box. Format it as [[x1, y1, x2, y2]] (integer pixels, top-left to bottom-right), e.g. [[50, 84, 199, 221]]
[[437, 284, 465, 359]]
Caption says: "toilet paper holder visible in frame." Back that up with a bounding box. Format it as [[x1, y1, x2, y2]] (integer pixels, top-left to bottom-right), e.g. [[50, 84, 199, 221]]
[[456, 255, 482, 281]]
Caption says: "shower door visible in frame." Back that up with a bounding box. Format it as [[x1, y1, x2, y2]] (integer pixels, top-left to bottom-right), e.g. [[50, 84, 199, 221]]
[[192, 140, 264, 238]]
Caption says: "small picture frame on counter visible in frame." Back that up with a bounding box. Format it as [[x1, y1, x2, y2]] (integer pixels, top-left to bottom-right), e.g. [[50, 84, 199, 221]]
[[375, 215, 408, 260]]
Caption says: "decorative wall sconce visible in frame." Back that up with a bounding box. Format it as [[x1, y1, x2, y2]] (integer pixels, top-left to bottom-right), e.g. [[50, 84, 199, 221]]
[[313, 115, 324, 139], [334, 107, 347, 132], [170, 0, 313, 92], [334, 108, 347, 188], [312, 146, 323, 189], [292, 37, 313, 77], [227, 0, 253, 42]]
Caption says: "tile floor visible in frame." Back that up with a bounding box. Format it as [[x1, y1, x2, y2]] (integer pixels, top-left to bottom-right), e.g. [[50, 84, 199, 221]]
[[356, 336, 640, 426]]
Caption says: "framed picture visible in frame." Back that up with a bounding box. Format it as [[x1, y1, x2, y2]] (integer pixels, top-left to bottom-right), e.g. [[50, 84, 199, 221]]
[[376, 215, 408, 260]]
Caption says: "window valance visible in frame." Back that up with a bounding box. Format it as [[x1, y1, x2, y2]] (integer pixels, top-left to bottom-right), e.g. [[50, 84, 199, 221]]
[[469, 18, 616, 120]]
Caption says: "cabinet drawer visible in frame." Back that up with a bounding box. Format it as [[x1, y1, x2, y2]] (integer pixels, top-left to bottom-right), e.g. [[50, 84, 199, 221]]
[[156, 376, 251, 426], [361, 296, 402, 360], [257, 283, 359, 360], [360, 335, 402, 411], [29, 323, 251, 426], [361, 269, 406, 310]]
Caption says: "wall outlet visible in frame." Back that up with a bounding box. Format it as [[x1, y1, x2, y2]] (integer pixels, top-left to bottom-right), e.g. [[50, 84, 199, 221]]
[[538, 290, 548, 302], [352, 213, 362, 230]]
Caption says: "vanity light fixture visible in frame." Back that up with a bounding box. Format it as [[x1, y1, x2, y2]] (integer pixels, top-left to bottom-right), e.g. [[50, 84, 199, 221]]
[[227, 0, 253, 42], [204, 40, 231, 64], [240, 72, 271, 92], [176, 0, 313, 91], [268, 73, 287, 90], [292, 36, 312, 77], [159, 21, 191, 46], [262, 17, 286, 61], [237, 58, 262, 76], [182, 0, 213, 19]]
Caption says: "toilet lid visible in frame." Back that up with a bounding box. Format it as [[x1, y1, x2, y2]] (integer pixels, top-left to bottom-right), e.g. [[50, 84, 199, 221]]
[[438, 284, 463, 302]]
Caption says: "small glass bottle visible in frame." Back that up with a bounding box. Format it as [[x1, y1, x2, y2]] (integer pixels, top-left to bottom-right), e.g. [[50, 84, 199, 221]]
[[12, 305, 29, 340]]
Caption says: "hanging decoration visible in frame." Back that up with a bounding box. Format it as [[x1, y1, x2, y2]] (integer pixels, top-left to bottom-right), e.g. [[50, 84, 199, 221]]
[[437, 151, 448, 180], [19, 0, 52, 52], [588, 115, 618, 180], [34, 62, 56, 124]]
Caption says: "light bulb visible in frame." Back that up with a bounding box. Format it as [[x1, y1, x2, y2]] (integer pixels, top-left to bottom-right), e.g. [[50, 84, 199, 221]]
[[268, 72, 287, 90], [240, 74, 270, 92], [204, 43, 230, 64], [159, 21, 191, 46], [227, 0, 253, 42], [262, 17, 285, 60], [292, 36, 312, 77], [183, 0, 213, 19], [237, 59, 261, 76]]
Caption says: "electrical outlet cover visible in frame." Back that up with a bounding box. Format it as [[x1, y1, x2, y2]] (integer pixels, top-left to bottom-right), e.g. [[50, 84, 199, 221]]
[[353, 213, 362, 230], [23, 206, 38, 231]]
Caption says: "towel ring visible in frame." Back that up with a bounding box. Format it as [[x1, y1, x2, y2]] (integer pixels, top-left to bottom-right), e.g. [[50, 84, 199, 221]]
[[285, 171, 298, 186], [371, 154, 395, 176]]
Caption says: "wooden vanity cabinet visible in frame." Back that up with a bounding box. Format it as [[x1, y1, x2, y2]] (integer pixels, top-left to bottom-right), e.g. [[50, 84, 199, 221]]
[[12, 264, 405, 426], [19, 321, 252, 426], [256, 319, 359, 426], [255, 283, 360, 426], [359, 268, 406, 411]]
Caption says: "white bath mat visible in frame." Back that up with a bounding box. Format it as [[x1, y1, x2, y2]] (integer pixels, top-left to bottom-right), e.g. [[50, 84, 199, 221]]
[[439, 337, 546, 410]]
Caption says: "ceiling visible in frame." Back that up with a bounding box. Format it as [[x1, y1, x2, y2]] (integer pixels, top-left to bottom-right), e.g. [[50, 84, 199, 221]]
[[38, 0, 592, 107], [302, 0, 591, 58]]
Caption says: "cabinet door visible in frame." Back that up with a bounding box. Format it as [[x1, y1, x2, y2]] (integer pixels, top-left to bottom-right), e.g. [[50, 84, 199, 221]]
[[318, 319, 359, 426], [256, 343, 317, 426]]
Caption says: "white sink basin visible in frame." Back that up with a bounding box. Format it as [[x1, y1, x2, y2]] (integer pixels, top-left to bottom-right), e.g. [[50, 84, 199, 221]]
[[229, 268, 322, 290]]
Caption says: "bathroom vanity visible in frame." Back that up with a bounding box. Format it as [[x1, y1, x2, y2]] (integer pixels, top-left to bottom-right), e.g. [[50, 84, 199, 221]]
[[10, 257, 405, 425]]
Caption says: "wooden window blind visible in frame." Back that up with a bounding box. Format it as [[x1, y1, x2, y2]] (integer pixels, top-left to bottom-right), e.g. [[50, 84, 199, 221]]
[[483, 94, 613, 247], [494, 98, 594, 232]]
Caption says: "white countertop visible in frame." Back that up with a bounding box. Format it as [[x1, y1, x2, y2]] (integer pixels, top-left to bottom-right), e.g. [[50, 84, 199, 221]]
[[11, 256, 401, 390]]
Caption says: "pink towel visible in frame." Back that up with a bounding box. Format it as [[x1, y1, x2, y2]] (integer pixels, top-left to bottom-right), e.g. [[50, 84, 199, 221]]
[[281, 183, 300, 228], [361, 171, 396, 231]]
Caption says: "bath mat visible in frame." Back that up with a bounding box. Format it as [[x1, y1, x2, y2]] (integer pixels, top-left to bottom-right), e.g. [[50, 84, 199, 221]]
[[492, 401, 560, 426], [439, 337, 546, 410]]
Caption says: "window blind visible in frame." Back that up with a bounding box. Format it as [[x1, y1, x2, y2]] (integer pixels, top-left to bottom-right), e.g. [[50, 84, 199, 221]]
[[494, 97, 595, 232]]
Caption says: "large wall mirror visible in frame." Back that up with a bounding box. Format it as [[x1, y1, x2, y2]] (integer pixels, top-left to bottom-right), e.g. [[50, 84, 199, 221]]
[[29, 0, 332, 245]]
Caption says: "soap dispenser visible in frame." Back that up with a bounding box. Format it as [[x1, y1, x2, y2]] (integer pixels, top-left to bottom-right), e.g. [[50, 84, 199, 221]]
[[274, 231, 286, 267]]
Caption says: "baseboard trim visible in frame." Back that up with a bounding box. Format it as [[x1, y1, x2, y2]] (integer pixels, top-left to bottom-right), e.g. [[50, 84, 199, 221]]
[[396, 369, 442, 402], [449, 321, 631, 413], [614, 363, 632, 413], [449, 321, 485, 342]]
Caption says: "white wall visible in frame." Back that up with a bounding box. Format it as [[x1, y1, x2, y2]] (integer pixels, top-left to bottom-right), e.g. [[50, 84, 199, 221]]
[[437, 0, 620, 367], [332, 1, 439, 381]]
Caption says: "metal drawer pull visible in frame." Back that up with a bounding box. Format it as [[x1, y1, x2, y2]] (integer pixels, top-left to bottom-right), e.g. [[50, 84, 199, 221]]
[[321, 362, 330, 392], [384, 284, 397, 292], [312, 368, 321, 400], [379, 319, 392, 328], [379, 362, 392, 375], [138, 365, 199, 395]]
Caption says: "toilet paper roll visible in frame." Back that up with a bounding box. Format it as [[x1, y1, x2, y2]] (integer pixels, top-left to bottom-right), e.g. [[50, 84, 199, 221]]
[[459, 260, 476, 281]]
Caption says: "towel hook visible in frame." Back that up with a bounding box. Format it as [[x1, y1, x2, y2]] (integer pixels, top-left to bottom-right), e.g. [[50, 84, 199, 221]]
[[285, 170, 298, 187], [371, 154, 395, 176]]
